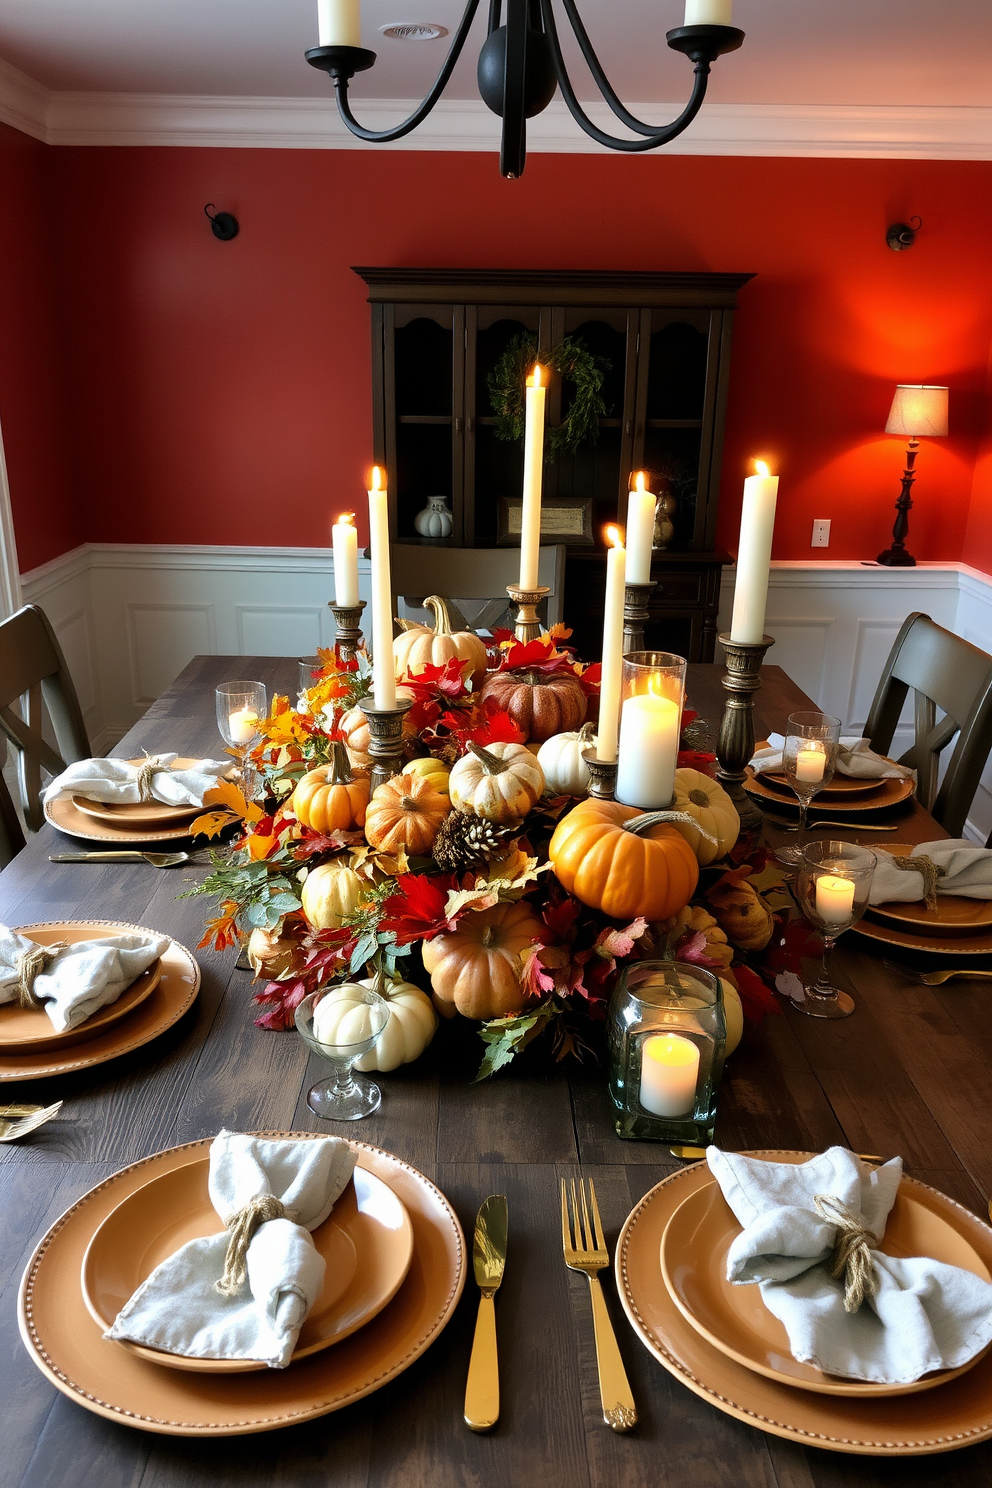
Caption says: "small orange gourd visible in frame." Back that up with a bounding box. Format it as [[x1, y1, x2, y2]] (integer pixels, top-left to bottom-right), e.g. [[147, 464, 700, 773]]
[[291, 743, 369, 834], [364, 772, 451, 855], [549, 797, 699, 922]]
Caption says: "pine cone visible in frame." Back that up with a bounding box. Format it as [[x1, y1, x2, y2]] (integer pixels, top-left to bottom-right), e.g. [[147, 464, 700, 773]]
[[432, 812, 511, 871]]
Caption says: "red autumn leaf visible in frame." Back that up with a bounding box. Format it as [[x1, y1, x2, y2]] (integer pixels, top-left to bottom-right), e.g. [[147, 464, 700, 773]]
[[673, 929, 725, 969], [682, 707, 698, 729], [677, 749, 717, 775], [542, 896, 581, 943], [467, 703, 526, 747], [595, 917, 648, 960], [253, 977, 310, 1031], [520, 944, 556, 1000], [577, 661, 602, 696], [379, 872, 460, 944], [762, 914, 822, 977], [292, 827, 365, 860], [733, 964, 784, 1023]]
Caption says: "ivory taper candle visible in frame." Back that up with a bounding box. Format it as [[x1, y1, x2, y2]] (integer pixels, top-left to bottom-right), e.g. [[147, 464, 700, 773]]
[[367, 466, 396, 711], [625, 472, 657, 585], [332, 512, 359, 607], [597, 526, 626, 763], [519, 364, 547, 591], [730, 460, 779, 645]]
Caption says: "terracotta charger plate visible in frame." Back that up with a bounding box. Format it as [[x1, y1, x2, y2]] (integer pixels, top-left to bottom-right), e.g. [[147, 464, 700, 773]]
[[758, 771, 885, 797], [744, 769, 916, 815], [617, 1153, 992, 1455], [46, 758, 230, 844], [72, 796, 201, 831], [18, 1136, 465, 1436], [853, 915, 992, 958], [861, 844, 992, 935], [659, 1175, 991, 1397], [82, 1163, 414, 1373], [0, 922, 199, 1081], [0, 923, 163, 1055]]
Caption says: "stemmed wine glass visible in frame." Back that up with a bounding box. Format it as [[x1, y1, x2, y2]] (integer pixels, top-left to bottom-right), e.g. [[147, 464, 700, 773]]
[[295, 987, 389, 1120], [215, 680, 267, 801], [773, 711, 841, 866], [794, 841, 877, 1019], [297, 656, 323, 707]]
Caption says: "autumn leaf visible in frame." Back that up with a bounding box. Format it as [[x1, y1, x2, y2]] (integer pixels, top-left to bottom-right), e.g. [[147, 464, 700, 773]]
[[202, 777, 265, 825], [443, 885, 500, 920], [189, 808, 238, 840], [197, 899, 240, 951], [379, 873, 460, 944], [733, 964, 784, 1023], [594, 917, 648, 960]]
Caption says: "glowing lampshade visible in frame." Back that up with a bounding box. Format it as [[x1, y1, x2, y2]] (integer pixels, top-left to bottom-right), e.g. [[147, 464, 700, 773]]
[[885, 385, 948, 439]]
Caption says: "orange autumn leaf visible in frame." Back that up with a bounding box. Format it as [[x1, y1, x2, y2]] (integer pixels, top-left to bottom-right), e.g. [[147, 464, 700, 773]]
[[197, 900, 240, 951], [247, 832, 278, 861], [189, 808, 238, 840], [203, 778, 265, 824]]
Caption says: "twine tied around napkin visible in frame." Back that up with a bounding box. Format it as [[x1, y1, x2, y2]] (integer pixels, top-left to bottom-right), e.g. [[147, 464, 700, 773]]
[[891, 852, 946, 912], [13, 942, 65, 1009], [814, 1193, 880, 1313], [215, 1194, 289, 1296], [134, 756, 161, 803]]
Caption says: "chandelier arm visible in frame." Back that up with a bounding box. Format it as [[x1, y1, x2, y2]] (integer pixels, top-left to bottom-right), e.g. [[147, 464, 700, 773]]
[[558, 0, 668, 136], [539, 0, 710, 151], [331, 0, 482, 143]]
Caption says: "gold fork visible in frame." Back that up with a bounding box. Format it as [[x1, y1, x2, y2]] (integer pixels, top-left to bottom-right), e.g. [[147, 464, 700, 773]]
[[561, 1178, 637, 1432], [0, 1101, 62, 1142], [882, 961, 992, 986]]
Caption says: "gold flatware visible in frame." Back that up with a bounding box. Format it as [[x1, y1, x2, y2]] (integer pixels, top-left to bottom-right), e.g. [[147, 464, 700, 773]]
[[882, 961, 992, 985], [50, 851, 198, 868], [669, 1146, 885, 1163], [0, 1100, 62, 1141], [561, 1178, 637, 1432], [764, 818, 902, 832], [464, 1193, 507, 1433]]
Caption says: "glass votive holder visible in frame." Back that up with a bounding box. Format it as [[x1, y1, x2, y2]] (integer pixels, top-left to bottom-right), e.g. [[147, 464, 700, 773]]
[[615, 651, 687, 810], [298, 656, 323, 697], [215, 681, 268, 749], [607, 960, 727, 1143]]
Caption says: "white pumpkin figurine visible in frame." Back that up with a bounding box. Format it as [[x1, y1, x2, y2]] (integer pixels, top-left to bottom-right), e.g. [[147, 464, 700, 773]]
[[536, 721, 597, 796], [312, 975, 437, 1073], [414, 496, 454, 539]]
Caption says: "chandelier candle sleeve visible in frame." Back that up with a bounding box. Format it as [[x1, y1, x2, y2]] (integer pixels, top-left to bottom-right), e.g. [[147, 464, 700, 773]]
[[367, 467, 396, 711], [519, 366, 547, 592], [625, 473, 657, 586], [683, 0, 733, 20], [597, 528, 626, 764], [795, 742, 826, 784], [332, 513, 359, 608], [815, 874, 856, 925], [640, 1033, 699, 1118], [317, 0, 360, 47], [729, 462, 779, 645]]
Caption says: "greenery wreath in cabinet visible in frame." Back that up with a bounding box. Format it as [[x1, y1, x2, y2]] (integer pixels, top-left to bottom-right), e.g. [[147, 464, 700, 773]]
[[487, 333, 610, 458]]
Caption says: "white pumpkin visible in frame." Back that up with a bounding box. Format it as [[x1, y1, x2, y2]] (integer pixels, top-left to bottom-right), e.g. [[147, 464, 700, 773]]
[[536, 721, 597, 796], [720, 976, 743, 1056], [300, 859, 366, 930], [312, 976, 438, 1072]]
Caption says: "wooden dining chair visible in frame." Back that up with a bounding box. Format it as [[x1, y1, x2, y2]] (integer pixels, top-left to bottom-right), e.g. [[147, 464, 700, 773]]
[[389, 543, 567, 635], [0, 768, 25, 869], [0, 604, 91, 833], [864, 611, 992, 838]]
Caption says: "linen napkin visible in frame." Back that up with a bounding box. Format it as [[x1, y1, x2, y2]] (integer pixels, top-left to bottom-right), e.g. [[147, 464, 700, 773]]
[[707, 1145, 992, 1384], [868, 839, 992, 906], [0, 925, 170, 1032], [107, 1130, 358, 1369], [749, 734, 912, 780], [43, 752, 231, 808]]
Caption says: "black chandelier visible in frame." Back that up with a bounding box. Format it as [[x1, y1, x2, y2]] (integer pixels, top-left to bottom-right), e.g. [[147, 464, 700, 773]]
[[306, 0, 744, 179]]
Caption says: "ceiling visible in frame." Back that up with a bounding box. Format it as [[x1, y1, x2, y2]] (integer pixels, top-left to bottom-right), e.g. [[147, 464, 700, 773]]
[[0, 0, 989, 110]]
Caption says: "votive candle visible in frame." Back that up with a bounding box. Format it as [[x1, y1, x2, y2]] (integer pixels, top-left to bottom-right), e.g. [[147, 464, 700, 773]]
[[795, 742, 826, 784], [816, 874, 855, 925], [730, 461, 779, 645], [332, 512, 359, 607], [640, 1033, 700, 1117], [616, 690, 681, 808], [228, 707, 258, 745], [367, 466, 396, 711], [519, 365, 547, 591]]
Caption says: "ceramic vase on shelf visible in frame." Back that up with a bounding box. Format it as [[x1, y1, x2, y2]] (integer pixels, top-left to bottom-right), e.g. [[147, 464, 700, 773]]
[[652, 478, 677, 551], [414, 496, 454, 539]]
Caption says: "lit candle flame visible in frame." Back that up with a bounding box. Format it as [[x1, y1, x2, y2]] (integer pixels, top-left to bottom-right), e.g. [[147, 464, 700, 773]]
[[369, 465, 384, 492], [633, 470, 647, 493], [336, 512, 355, 526], [754, 459, 771, 477], [527, 364, 546, 389], [605, 524, 623, 549]]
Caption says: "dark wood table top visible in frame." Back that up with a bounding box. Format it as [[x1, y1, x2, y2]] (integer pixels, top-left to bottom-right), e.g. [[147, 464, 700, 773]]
[[4, 656, 992, 1487]]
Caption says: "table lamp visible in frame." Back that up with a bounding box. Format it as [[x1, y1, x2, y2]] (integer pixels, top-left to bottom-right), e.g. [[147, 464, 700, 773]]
[[876, 384, 948, 567]]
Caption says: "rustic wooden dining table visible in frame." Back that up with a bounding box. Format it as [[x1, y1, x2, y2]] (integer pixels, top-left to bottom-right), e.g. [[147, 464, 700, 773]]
[[4, 654, 992, 1488]]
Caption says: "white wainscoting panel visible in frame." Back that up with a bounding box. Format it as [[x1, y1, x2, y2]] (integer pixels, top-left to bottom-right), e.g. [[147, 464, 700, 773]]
[[18, 545, 992, 839]]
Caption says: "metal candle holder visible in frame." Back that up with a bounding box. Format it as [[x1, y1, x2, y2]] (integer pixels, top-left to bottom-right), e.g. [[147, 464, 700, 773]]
[[506, 584, 550, 643], [358, 695, 413, 794], [715, 632, 775, 831], [622, 581, 656, 655], [328, 600, 366, 664], [582, 748, 617, 800]]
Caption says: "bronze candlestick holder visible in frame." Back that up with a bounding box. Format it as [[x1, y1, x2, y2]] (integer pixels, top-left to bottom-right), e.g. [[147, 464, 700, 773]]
[[358, 694, 413, 794], [582, 748, 617, 800], [715, 632, 775, 831], [328, 600, 366, 664], [622, 581, 656, 655], [506, 584, 550, 643]]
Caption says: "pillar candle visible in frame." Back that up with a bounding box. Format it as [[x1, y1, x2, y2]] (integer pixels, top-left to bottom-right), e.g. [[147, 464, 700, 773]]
[[228, 708, 258, 745], [367, 466, 396, 711], [640, 1033, 700, 1117], [317, 0, 361, 47], [615, 690, 681, 808], [332, 512, 359, 607], [519, 365, 547, 591], [795, 742, 826, 784], [816, 874, 855, 925], [730, 461, 779, 645], [597, 527, 626, 764], [624, 472, 657, 585], [683, 0, 732, 22]]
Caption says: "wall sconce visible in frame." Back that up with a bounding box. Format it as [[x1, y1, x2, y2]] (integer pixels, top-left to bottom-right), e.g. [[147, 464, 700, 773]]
[[204, 204, 239, 241], [876, 384, 948, 567], [886, 217, 921, 252]]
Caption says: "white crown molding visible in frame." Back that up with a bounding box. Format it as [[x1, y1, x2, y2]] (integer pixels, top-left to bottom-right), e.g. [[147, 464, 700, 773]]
[[1, 56, 991, 159]]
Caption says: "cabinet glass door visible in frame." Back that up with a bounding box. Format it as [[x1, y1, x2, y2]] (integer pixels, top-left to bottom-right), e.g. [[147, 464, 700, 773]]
[[388, 304, 463, 543], [466, 305, 549, 547]]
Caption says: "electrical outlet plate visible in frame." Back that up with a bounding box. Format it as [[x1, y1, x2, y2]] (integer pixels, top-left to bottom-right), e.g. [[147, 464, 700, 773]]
[[811, 519, 830, 548]]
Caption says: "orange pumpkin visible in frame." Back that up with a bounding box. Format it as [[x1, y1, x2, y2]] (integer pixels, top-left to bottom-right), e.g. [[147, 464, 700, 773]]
[[364, 772, 450, 854], [393, 596, 489, 688], [479, 669, 587, 743], [291, 743, 369, 833], [549, 798, 699, 922], [422, 900, 544, 1020]]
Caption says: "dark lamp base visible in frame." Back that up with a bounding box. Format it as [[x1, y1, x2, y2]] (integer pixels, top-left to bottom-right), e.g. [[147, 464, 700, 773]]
[[876, 546, 916, 567]]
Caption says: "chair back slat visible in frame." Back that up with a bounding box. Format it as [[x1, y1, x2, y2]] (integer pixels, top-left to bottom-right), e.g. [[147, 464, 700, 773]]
[[389, 544, 566, 634]]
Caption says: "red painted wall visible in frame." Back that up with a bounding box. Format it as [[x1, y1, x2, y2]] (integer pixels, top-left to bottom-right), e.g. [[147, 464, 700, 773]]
[[9, 142, 992, 572], [0, 124, 78, 571]]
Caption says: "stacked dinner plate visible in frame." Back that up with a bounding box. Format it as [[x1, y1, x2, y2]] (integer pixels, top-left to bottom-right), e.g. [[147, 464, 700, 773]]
[[18, 1137, 466, 1435], [743, 763, 916, 819], [0, 922, 200, 1082], [853, 844, 992, 959], [615, 1152, 992, 1456], [44, 758, 219, 845]]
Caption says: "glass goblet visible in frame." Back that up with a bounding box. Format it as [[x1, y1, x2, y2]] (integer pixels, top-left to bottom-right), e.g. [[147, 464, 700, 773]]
[[773, 711, 841, 866], [794, 840, 877, 1019], [215, 680, 267, 800], [295, 988, 388, 1120], [298, 656, 323, 702]]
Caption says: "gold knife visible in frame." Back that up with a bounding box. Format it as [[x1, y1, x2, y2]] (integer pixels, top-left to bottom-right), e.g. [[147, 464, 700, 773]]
[[464, 1193, 508, 1432]]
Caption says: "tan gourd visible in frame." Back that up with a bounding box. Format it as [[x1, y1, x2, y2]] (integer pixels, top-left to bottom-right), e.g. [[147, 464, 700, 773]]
[[706, 872, 774, 951], [448, 741, 545, 822], [422, 900, 544, 1020], [392, 596, 489, 687], [300, 858, 366, 930], [670, 768, 740, 865]]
